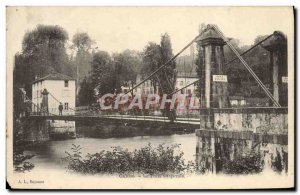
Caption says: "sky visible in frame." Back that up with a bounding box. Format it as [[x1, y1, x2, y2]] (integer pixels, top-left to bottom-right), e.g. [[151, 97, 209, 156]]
[[6, 7, 294, 66]]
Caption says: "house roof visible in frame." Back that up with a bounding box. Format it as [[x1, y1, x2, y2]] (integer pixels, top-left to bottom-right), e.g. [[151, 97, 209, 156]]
[[33, 72, 75, 84]]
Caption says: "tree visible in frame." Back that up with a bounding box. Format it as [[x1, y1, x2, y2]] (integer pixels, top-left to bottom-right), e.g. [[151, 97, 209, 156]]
[[141, 34, 177, 121], [195, 31, 272, 101], [224, 36, 270, 98], [71, 32, 94, 85], [78, 76, 95, 106], [90, 51, 115, 96], [159, 33, 177, 94], [113, 50, 142, 95], [14, 24, 73, 98], [141, 42, 162, 93], [159, 33, 177, 122]]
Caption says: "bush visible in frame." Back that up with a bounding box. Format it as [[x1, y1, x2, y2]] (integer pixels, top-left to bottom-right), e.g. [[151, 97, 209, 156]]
[[62, 144, 195, 176], [13, 119, 35, 172], [222, 153, 263, 174], [14, 153, 35, 172]]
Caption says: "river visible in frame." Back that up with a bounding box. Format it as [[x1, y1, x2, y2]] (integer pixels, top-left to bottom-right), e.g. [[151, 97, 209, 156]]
[[24, 133, 197, 173]]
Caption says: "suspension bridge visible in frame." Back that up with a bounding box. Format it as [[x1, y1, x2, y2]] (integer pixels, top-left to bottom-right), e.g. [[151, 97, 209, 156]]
[[20, 24, 288, 146], [17, 24, 289, 173]]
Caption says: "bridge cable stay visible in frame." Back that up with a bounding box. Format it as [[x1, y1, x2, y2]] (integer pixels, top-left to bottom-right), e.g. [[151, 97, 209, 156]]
[[102, 30, 205, 123], [211, 24, 281, 107], [23, 91, 57, 116], [47, 91, 77, 113], [167, 32, 275, 97], [19, 89, 58, 116], [30, 100, 58, 116], [121, 32, 205, 98], [224, 34, 274, 66]]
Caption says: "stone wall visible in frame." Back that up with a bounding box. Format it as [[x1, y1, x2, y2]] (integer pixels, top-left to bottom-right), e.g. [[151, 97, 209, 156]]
[[195, 129, 288, 174], [213, 108, 288, 133], [48, 120, 76, 140], [25, 120, 50, 142]]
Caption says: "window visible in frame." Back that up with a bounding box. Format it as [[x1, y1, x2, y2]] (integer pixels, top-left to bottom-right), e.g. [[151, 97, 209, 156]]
[[180, 81, 184, 86], [64, 102, 69, 110], [64, 80, 69, 87], [231, 100, 238, 105]]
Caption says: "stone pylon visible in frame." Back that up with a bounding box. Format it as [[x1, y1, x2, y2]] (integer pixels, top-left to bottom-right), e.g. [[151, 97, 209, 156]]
[[196, 24, 229, 128], [262, 31, 288, 107]]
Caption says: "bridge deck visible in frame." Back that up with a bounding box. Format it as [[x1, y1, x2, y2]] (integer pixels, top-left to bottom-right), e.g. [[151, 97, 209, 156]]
[[29, 114, 201, 125]]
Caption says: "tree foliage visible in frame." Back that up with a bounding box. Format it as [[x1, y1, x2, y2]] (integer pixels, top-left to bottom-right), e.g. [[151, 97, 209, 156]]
[[223, 37, 270, 98], [72, 32, 94, 51], [112, 50, 142, 95], [141, 42, 162, 93], [140, 33, 177, 121], [90, 51, 116, 96], [159, 33, 177, 94], [195, 33, 271, 100], [141, 33, 177, 94], [14, 25, 74, 98], [71, 32, 94, 83], [78, 76, 95, 106]]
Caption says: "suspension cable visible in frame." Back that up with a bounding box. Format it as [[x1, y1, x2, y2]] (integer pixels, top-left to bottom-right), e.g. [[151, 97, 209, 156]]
[[48, 91, 76, 111], [122, 33, 203, 96], [167, 31, 275, 97], [168, 79, 199, 96], [224, 34, 274, 66], [19, 89, 57, 116], [211, 24, 281, 107]]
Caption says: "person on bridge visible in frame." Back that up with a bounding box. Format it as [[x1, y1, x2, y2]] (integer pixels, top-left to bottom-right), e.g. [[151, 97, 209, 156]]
[[59, 102, 63, 116]]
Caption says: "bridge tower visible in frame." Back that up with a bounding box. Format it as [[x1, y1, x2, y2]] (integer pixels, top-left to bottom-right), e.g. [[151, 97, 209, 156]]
[[41, 89, 49, 115], [195, 26, 289, 174], [262, 31, 288, 107], [196, 25, 229, 128]]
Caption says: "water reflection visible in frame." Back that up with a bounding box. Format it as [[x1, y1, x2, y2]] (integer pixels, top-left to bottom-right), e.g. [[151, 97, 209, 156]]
[[25, 133, 197, 172], [24, 131, 288, 175]]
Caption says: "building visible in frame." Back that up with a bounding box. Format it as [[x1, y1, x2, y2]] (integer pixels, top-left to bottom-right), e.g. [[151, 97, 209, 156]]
[[31, 72, 76, 139], [229, 96, 246, 107], [175, 75, 198, 95], [246, 98, 270, 107], [134, 74, 199, 96], [133, 75, 158, 95], [32, 72, 76, 115], [133, 74, 200, 115]]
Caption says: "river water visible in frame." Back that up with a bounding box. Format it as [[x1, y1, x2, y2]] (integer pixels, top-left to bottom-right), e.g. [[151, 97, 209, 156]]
[[24, 133, 197, 172], [19, 132, 291, 190]]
